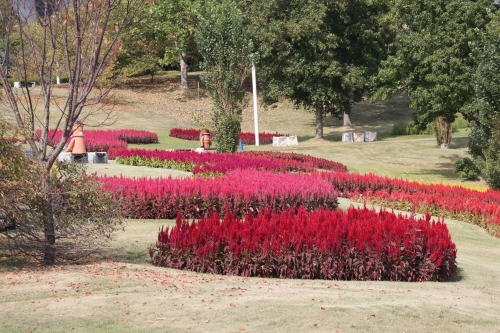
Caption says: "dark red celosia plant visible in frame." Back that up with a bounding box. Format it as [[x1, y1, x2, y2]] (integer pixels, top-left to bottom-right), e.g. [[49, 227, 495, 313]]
[[100, 169, 338, 219], [169, 128, 213, 141], [35, 129, 158, 152], [238, 132, 282, 145], [150, 206, 457, 282], [168, 127, 283, 145], [317, 171, 500, 236]]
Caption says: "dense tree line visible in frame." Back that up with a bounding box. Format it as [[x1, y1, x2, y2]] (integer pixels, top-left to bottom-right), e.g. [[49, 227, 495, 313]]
[[115, 0, 500, 188]]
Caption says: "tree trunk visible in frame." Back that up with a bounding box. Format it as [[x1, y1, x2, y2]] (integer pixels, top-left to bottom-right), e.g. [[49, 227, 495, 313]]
[[42, 172, 56, 265], [315, 106, 323, 139], [435, 116, 452, 149], [343, 110, 352, 127], [180, 52, 188, 89]]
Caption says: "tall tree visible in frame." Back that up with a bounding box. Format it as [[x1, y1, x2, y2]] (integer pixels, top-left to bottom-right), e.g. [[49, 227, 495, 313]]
[[151, 0, 201, 89], [196, 0, 253, 153], [465, 8, 500, 189], [0, 0, 145, 264], [244, 0, 394, 138], [373, 0, 492, 148], [113, 4, 170, 83], [0, 122, 123, 263]]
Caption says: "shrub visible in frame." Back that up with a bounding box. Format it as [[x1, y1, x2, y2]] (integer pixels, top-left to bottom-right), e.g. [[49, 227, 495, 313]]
[[474, 115, 500, 190], [453, 115, 469, 130], [391, 122, 407, 135], [150, 206, 457, 282], [393, 117, 467, 137], [455, 157, 480, 180]]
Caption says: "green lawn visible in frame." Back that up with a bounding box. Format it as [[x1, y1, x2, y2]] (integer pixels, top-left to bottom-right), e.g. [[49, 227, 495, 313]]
[[0, 75, 498, 332]]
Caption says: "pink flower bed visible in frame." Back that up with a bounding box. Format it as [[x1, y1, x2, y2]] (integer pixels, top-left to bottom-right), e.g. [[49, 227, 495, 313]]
[[36, 129, 158, 152], [100, 169, 338, 219], [109, 148, 349, 174], [240, 151, 348, 172]]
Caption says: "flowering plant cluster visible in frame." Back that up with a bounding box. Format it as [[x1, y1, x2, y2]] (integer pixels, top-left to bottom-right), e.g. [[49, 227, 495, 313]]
[[110, 148, 348, 175], [239, 132, 282, 145], [169, 128, 213, 141], [100, 169, 338, 219], [150, 206, 457, 282], [318, 171, 500, 236], [168, 127, 283, 145], [36, 129, 158, 152], [113, 129, 158, 144], [240, 151, 349, 172]]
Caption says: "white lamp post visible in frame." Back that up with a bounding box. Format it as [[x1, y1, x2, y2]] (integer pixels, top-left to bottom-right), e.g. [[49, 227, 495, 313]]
[[251, 56, 259, 146]]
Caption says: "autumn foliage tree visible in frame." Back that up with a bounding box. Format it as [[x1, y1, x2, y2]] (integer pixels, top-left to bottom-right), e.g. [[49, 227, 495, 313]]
[[0, 123, 123, 263], [0, 0, 146, 264]]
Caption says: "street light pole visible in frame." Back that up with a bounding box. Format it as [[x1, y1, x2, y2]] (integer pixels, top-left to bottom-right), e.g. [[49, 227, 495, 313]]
[[252, 58, 259, 146]]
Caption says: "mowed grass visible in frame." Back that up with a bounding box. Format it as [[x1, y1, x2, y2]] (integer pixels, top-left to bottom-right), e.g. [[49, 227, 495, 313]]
[[1, 73, 498, 332]]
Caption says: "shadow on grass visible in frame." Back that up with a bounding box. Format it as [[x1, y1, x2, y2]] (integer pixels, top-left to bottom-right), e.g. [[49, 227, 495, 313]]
[[101, 247, 151, 265], [448, 267, 464, 282], [449, 136, 469, 150], [412, 154, 464, 180], [297, 134, 316, 142]]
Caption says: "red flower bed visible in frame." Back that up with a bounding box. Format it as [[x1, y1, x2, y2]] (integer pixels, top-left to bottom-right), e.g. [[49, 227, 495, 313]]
[[150, 206, 457, 281], [109, 148, 348, 175], [318, 171, 500, 236], [36, 129, 158, 152], [169, 128, 207, 141], [240, 151, 348, 172], [100, 169, 338, 219], [238, 132, 282, 145], [113, 129, 158, 144], [169, 127, 283, 145]]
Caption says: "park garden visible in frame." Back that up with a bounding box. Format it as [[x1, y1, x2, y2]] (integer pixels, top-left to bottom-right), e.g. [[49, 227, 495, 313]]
[[1, 0, 500, 332]]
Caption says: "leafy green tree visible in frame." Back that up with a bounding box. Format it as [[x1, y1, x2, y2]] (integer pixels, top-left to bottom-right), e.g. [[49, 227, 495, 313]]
[[113, 6, 171, 83], [373, 0, 492, 148], [151, 0, 202, 89], [196, 1, 253, 153], [465, 10, 500, 189], [244, 0, 394, 138]]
